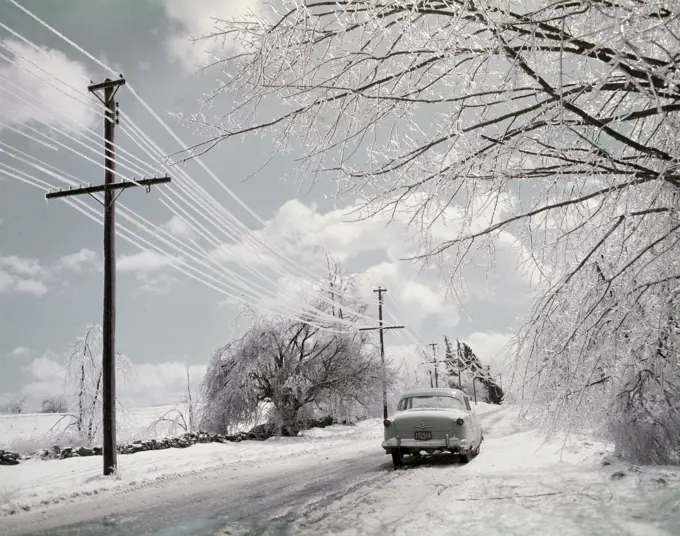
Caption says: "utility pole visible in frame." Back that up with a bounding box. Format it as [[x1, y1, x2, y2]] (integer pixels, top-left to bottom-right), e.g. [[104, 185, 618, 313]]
[[45, 76, 171, 476], [419, 354, 447, 388], [359, 286, 404, 420], [428, 342, 439, 388]]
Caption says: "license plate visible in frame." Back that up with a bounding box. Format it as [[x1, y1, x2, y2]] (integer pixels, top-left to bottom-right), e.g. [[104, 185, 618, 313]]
[[414, 431, 432, 441]]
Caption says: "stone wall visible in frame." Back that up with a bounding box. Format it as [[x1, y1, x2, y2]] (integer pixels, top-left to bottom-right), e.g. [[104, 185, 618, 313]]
[[0, 416, 340, 465]]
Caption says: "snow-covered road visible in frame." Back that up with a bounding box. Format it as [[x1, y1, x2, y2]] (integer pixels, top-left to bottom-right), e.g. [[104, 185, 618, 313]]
[[2, 407, 679, 536], [2, 436, 394, 535]]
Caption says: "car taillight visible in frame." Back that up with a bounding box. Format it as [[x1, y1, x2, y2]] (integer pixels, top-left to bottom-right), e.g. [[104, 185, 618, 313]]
[[456, 418, 464, 426], [383, 419, 391, 427]]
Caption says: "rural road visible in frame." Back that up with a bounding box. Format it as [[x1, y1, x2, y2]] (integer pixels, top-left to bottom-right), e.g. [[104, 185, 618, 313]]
[[2, 409, 507, 536], [0, 438, 464, 536]]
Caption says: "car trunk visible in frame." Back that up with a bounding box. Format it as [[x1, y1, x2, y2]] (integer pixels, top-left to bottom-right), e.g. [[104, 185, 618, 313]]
[[393, 408, 465, 434]]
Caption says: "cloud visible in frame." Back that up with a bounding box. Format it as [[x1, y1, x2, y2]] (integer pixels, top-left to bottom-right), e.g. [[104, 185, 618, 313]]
[[0, 270, 12, 293], [0, 39, 96, 133], [58, 248, 99, 272], [0, 267, 48, 297], [463, 332, 514, 375], [159, 0, 264, 70], [18, 353, 66, 402], [118, 251, 175, 273], [11, 348, 207, 410], [207, 197, 531, 336], [14, 278, 48, 297], [0, 254, 44, 277], [0, 254, 49, 296], [117, 251, 180, 294], [118, 361, 207, 406], [0, 248, 102, 297], [136, 273, 177, 295], [161, 215, 196, 240], [10, 346, 31, 357], [23, 354, 64, 382]]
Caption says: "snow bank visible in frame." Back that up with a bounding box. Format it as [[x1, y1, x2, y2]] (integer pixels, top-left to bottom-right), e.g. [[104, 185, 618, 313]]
[[0, 419, 383, 516]]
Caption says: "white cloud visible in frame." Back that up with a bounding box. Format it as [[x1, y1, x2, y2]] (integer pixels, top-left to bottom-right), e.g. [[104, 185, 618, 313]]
[[0, 39, 96, 133], [205, 196, 534, 339], [137, 273, 177, 295], [58, 248, 99, 272], [159, 0, 264, 70], [118, 361, 207, 407], [463, 332, 514, 375], [161, 214, 196, 240], [117, 251, 180, 294], [0, 254, 44, 277], [19, 353, 66, 403], [23, 354, 64, 382], [14, 278, 48, 297], [0, 269, 12, 293], [118, 251, 175, 273], [10, 346, 31, 357], [0, 265, 48, 297]]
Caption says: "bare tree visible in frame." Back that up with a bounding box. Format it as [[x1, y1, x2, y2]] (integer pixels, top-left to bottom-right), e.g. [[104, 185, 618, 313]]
[[180, 1, 680, 462]]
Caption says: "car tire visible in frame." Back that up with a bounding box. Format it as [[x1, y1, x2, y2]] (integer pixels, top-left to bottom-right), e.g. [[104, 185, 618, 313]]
[[391, 450, 404, 469], [459, 449, 471, 464]]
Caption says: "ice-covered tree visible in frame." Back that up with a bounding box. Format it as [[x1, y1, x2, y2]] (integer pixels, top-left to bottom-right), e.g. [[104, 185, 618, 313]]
[[515, 188, 680, 463], [200, 263, 387, 434], [59, 325, 131, 445], [200, 312, 383, 435], [41, 396, 67, 414]]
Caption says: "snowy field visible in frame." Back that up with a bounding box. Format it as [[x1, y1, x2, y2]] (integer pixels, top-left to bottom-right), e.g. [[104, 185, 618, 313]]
[[0, 403, 256, 454], [1, 402, 678, 535]]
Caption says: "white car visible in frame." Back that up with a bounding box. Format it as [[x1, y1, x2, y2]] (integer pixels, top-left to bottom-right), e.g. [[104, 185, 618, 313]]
[[382, 387, 483, 468]]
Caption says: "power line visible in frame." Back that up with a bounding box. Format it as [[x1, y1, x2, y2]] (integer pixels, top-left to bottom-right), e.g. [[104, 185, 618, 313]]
[[0, 7, 423, 336], [2, 3, 385, 327]]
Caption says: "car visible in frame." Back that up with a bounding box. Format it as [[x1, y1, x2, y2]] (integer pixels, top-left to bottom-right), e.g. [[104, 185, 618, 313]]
[[381, 387, 483, 469]]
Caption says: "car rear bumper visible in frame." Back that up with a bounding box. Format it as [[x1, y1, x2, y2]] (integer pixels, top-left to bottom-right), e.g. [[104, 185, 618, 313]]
[[382, 435, 469, 453]]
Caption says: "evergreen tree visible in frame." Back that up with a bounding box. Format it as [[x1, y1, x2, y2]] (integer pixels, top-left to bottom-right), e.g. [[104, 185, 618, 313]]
[[441, 336, 504, 404]]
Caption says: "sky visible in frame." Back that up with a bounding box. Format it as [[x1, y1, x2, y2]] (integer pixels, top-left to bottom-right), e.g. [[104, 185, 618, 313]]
[[0, 0, 534, 410]]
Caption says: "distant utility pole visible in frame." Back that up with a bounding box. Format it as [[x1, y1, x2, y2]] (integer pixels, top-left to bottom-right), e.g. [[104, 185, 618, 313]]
[[359, 286, 404, 420], [419, 353, 447, 388], [45, 76, 171, 476], [429, 342, 439, 388]]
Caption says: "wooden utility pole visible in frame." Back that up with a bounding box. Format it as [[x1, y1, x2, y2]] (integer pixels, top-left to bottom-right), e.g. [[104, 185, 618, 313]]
[[359, 286, 404, 420], [45, 76, 171, 476], [429, 342, 439, 388]]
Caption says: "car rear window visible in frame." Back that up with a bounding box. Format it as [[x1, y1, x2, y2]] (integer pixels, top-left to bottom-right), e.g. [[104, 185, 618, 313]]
[[401, 396, 465, 410]]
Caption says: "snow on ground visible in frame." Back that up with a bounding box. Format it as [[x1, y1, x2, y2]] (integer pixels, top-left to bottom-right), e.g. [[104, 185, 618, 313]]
[[5, 401, 675, 535], [0, 402, 270, 455], [269, 407, 680, 536], [0, 404, 192, 453], [0, 418, 384, 516]]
